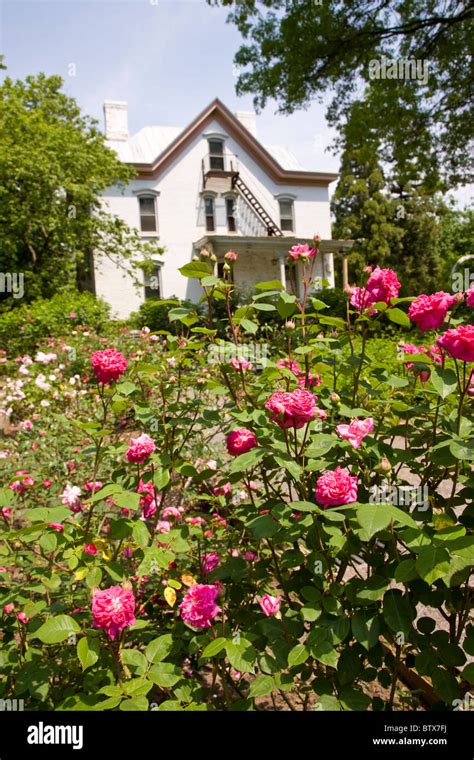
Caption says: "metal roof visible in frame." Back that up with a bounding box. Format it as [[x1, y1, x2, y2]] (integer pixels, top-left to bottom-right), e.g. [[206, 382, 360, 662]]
[[106, 126, 306, 172]]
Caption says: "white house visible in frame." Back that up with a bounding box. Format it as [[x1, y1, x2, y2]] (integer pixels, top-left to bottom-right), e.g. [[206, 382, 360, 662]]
[[95, 98, 351, 318]]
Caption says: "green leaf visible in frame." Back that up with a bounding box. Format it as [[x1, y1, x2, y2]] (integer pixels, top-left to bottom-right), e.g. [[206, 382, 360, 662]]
[[288, 644, 309, 667], [276, 293, 297, 319], [179, 261, 213, 279], [34, 615, 80, 644], [416, 546, 451, 585], [119, 696, 149, 711], [113, 491, 141, 512], [248, 675, 275, 698], [246, 514, 280, 539], [431, 667, 460, 704], [77, 636, 100, 671], [449, 440, 474, 461], [133, 521, 150, 548], [123, 678, 153, 697], [201, 637, 227, 659], [310, 640, 339, 668], [386, 307, 410, 327], [226, 638, 257, 674], [85, 567, 103, 589], [240, 318, 258, 334], [274, 456, 302, 480], [430, 366, 458, 399], [229, 447, 266, 474], [255, 279, 284, 291], [145, 634, 173, 663], [120, 649, 148, 675], [149, 662, 182, 687], [351, 610, 381, 650], [354, 504, 392, 540], [383, 590, 414, 637], [461, 663, 474, 685]]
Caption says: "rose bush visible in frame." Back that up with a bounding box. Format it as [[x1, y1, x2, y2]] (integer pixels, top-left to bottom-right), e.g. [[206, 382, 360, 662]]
[[0, 251, 473, 712]]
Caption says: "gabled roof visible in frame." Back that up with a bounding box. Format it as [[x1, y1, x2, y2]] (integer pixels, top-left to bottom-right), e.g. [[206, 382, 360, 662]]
[[107, 98, 338, 187]]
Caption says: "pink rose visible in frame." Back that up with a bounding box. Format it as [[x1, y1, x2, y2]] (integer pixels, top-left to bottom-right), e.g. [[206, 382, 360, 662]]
[[226, 428, 258, 456], [137, 479, 161, 519], [466, 288, 474, 307], [230, 357, 252, 371], [408, 292, 457, 332], [265, 388, 320, 430], [48, 523, 64, 532], [90, 348, 127, 384], [61, 484, 82, 511], [244, 551, 258, 562], [3, 603, 14, 614], [126, 433, 156, 464], [351, 267, 401, 312], [259, 594, 281, 617], [298, 372, 322, 389], [277, 357, 301, 375], [92, 585, 136, 640], [337, 418, 374, 448], [288, 244, 316, 261], [17, 612, 30, 624], [437, 324, 474, 363], [201, 552, 221, 576], [84, 543, 97, 555], [179, 584, 221, 628], [225, 251, 238, 262], [315, 467, 358, 507], [84, 480, 103, 492], [213, 482, 232, 497]]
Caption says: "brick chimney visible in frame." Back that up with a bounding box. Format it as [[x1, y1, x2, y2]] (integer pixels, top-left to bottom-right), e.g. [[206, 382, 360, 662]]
[[103, 100, 128, 141], [235, 111, 257, 138]]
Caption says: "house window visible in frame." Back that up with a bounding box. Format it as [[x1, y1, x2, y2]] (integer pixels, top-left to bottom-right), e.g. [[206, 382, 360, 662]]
[[279, 199, 294, 232], [226, 197, 236, 232], [144, 263, 162, 300], [208, 139, 225, 171], [204, 196, 215, 231], [139, 196, 158, 233]]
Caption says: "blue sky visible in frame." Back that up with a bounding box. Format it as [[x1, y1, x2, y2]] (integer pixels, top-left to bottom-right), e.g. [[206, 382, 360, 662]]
[[0, 0, 471, 206], [0, 0, 338, 173]]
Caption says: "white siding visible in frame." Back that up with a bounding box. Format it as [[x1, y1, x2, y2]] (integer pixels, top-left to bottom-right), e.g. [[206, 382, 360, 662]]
[[97, 117, 333, 317]]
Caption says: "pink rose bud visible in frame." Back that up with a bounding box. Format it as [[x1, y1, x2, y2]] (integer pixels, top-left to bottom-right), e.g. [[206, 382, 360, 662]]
[[259, 594, 281, 617]]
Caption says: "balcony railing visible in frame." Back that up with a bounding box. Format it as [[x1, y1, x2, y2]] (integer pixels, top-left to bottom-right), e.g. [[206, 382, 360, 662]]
[[201, 152, 240, 182]]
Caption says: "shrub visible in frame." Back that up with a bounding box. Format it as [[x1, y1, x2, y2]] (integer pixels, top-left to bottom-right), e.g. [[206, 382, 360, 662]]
[[0, 253, 473, 712], [0, 290, 110, 356]]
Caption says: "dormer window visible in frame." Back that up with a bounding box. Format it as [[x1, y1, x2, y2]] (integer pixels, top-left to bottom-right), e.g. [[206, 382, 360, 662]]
[[138, 195, 158, 233], [208, 139, 225, 171], [278, 198, 294, 232]]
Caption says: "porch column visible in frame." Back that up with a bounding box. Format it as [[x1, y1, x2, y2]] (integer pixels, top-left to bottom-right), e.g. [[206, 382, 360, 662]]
[[342, 254, 349, 290], [278, 253, 287, 291]]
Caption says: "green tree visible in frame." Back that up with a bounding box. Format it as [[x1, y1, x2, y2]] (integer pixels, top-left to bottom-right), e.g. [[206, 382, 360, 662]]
[[212, 0, 473, 187], [331, 100, 403, 282], [0, 73, 159, 307]]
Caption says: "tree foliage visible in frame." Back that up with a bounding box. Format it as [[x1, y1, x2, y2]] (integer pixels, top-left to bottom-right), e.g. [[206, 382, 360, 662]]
[[212, 0, 473, 187], [0, 73, 160, 307]]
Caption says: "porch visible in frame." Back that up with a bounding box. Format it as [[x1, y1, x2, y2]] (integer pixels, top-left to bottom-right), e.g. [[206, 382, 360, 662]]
[[192, 235, 353, 296]]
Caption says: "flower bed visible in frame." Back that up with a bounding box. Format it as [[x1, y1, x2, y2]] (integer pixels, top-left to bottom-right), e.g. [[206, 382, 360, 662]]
[[0, 255, 473, 712]]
